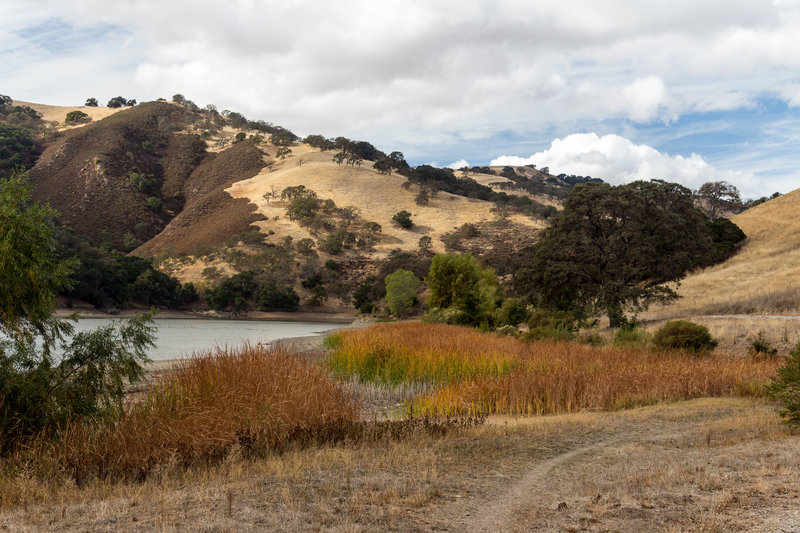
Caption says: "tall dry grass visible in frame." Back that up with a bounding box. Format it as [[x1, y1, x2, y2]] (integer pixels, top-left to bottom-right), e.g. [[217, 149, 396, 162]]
[[329, 323, 779, 417], [326, 323, 523, 385], [29, 343, 360, 482]]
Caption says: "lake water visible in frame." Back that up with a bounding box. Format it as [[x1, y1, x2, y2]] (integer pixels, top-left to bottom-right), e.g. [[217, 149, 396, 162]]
[[71, 318, 345, 361]]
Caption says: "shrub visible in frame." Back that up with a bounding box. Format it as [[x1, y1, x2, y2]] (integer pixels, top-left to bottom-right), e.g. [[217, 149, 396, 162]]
[[146, 196, 162, 212], [766, 342, 800, 427], [749, 331, 778, 359], [525, 309, 575, 341], [0, 313, 156, 450], [651, 320, 717, 354], [494, 297, 528, 326], [612, 325, 649, 348], [392, 209, 413, 229]]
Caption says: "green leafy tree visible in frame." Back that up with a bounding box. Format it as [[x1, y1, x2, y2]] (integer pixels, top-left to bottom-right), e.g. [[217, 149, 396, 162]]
[[426, 253, 503, 326], [0, 172, 75, 346], [0, 172, 155, 448], [106, 96, 128, 108], [84, 97, 99, 107], [205, 272, 258, 311], [385, 269, 420, 317], [352, 276, 380, 313], [65, 110, 90, 124], [0, 123, 40, 178], [514, 180, 715, 327]]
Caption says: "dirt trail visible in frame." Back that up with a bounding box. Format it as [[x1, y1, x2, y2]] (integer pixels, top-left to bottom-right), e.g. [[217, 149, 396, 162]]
[[459, 440, 609, 532], [436, 404, 800, 533]]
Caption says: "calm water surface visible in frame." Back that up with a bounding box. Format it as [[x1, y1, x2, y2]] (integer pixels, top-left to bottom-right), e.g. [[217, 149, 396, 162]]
[[72, 318, 344, 361]]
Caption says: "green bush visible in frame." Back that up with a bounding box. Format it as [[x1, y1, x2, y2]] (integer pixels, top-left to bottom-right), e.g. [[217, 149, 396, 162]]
[[612, 325, 649, 348], [766, 342, 800, 427], [651, 320, 717, 354], [146, 196, 163, 213], [392, 209, 413, 229], [205, 272, 257, 311], [524, 309, 576, 342]]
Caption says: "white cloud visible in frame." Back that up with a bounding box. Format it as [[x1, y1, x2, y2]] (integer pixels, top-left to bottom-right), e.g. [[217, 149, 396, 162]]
[[446, 159, 470, 169], [491, 133, 761, 195]]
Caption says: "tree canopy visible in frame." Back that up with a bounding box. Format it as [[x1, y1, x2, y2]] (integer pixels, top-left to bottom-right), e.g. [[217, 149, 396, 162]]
[[514, 180, 718, 326]]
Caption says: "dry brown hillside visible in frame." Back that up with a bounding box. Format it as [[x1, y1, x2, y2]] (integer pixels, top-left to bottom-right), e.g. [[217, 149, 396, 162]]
[[227, 145, 544, 258], [135, 140, 266, 256], [648, 188, 800, 318]]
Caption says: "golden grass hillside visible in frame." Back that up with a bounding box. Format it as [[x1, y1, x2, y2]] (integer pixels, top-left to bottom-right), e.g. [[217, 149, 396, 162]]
[[648, 188, 800, 318], [227, 145, 544, 256], [12, 100, 122, 129]]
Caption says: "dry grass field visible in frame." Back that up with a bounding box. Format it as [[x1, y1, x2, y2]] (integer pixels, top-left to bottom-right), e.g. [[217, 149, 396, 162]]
[[227, 146, 544, 256], [2, 399, 796, 532]]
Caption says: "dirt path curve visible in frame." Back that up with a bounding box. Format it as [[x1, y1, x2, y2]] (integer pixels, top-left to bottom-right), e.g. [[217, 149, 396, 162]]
[[462, 441, 608, 532], [444, 421, 700, 533]]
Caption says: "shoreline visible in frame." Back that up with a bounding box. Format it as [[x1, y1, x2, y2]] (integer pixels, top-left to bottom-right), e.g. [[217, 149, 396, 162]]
[[54, 307, 358, 324]]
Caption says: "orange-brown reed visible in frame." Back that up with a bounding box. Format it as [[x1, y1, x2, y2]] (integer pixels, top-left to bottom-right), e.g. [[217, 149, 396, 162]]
[[38, 343, 359, 481], [329, 323, 779, 417]]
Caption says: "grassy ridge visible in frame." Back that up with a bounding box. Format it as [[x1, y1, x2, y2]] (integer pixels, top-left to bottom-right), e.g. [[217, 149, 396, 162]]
[[328, 323, 779, 416]]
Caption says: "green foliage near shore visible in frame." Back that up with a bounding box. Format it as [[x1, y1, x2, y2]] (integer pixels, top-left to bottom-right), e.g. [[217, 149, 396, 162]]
[[0, 171, 157, 451]]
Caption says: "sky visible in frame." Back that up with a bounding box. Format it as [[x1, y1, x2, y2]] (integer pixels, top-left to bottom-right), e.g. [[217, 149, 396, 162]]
[[2, 0, 799, 198]]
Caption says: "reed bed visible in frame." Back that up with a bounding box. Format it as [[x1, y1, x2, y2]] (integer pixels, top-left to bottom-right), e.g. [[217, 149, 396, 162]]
[[31, 343, 360, 482], [326, 322, 524, 385], [329, 323, 779, 417]]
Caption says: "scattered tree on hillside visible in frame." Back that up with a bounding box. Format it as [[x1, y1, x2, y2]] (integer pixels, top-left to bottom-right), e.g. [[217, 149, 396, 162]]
[[696, 181, 743, 219], [65, 110, 90, 125], [514, 180, 717, 327], [277, 147, 292, 159], [84, 97, 98, 107], [106, 96, 129, 108], [373, 158, 392, 174], [392, 209, 413, 229]]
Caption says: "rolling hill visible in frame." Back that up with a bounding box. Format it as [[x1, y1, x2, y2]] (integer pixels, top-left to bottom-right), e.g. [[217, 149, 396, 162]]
[[7, 99, 571, 307], [648, 188, 800, 318]]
